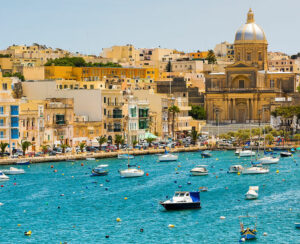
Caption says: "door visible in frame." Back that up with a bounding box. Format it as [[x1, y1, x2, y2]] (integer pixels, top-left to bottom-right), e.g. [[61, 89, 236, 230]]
[[237, 109, 246, 123]]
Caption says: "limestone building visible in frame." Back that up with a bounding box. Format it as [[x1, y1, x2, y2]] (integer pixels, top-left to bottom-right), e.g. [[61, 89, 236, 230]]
[[205, 9, 296, 124]]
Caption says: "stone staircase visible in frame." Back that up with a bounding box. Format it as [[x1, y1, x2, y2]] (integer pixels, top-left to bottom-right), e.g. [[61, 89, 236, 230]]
[[201, 123, 270, 136]]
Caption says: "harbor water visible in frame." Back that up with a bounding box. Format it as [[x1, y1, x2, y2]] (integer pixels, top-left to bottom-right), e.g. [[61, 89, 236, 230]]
[[0, 151, 299, 243]]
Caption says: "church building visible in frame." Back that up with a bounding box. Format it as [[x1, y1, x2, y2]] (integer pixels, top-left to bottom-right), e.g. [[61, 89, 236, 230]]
[[205, 9, 296, 124]]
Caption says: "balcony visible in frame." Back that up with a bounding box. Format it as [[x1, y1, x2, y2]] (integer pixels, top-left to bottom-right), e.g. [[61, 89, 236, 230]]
[[11, 122, 19, 128], [107, 115, 123, 119], [107, 127, 122, 132], [0, 136, 9, 140], [206, 87, 282, 93], [107, 102, 123, 107], [0, 113, 9, 117], [0, 122, 9, 129]]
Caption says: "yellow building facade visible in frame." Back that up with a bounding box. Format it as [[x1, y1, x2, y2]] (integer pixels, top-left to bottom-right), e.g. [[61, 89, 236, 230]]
[[205, 9, 296, 124]]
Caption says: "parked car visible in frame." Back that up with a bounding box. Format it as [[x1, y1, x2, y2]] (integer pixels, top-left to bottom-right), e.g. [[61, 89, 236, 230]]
[[86, 146, 97, 152]]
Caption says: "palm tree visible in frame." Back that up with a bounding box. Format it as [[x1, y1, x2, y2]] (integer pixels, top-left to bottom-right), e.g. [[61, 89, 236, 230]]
[[0, 142, 9, 156], [97, 136, 107, 150], [60, 144, 68, 154], [168, 105, 180, 140], [146, 137, 155, 147], [191, 130, 199, 145], [20, 140, 32, 156], [40, 145, 49, 155], [114, 135, 122, 150], [79, 142, 86, 152]]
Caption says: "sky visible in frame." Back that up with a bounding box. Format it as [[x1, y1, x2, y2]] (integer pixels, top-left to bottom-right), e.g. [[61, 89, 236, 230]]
[[0, 0, 299, 55]]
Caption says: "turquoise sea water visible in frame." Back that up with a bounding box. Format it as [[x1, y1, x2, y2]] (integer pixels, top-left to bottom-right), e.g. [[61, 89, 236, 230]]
[[0, 151, 299, 243]]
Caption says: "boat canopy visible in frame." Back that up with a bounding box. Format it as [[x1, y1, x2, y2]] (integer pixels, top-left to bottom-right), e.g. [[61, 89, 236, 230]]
[[190, 192, 200, 202]]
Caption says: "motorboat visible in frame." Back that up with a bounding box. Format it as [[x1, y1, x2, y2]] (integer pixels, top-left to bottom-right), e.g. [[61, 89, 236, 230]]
[[14, 160, 30, 165], [228, 165, 244, 173], [239, 216, 257, 241], [239, 150, 255, 157], [198, 186, 208, 192], [190, 165, 208, 176], [86, 157, 96, 161], [258, 156, 279, 164], [1, 167, 25, 175], [118, 154, 134, 159], [201, 150, 212, 158], [119, 167, 144, 178], [280, 151, 292, 157], [90, 165, 108, 176], [158, 153, 178, 162], [235, 148, 242, 155], [245, 186, 259, 200], [0, 171, 9, 181], [242, 166, 269, 174], [160, 191, 201, 210]]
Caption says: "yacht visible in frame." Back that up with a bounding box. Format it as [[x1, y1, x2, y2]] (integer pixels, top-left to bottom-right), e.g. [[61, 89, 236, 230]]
[[160, 191, 201, 210], [158, 153, 178, 162], [201, 150, 212, 158], [190, 165, 208, 176], [245, 186, 259, 200], [242, 166, 269, 174], [258, 156, 279, 164], [280, 151, 292, 157], [14, 160, 30, 165], [118, 154, 134, 159], [0, 171, 9, 181], [1, 167, 25, 175], [229, 165, 244, 173], [239, 150, 256, 157], [119, 167, 144, 178]]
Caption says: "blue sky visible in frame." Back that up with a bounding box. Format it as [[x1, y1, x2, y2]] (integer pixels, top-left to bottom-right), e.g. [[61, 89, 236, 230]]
[[0, 0, 299, 55]]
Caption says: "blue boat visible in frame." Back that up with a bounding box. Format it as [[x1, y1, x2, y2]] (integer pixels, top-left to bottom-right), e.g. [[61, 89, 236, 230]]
[[201, 150, 212, 158], [14, 161, 30, 165], [295, 223, 300, 229], [90, 165, 109, 176], [239, 216, 257, 241]]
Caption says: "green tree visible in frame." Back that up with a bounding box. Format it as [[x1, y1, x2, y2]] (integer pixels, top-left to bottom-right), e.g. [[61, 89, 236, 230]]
[[97, 136, 107, 149], [40, 145, 49, 155], [236, 131, 250, 145], [191, 129, 199, 145], [3, 72, 25, 81], [20, 140, 32, 156], [132, 140, 138, 148], [206, 49, 217, 64], [265, 134, 274, 145], [60, 144, 68, 154], [114, 135, 123, 150], [219, 133, 231, 140], [165, 60, 172, 72], [189, 105, 206, 120], [12, 82, 23, 98], [79, 142, 86, 152], [146, 137, 155, 147], [0, 142, 9, 156], [168, 105, 180, 140]]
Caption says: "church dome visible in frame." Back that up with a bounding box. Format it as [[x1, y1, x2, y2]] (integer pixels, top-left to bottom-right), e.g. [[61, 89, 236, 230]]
[[234, 9, 267, 43]]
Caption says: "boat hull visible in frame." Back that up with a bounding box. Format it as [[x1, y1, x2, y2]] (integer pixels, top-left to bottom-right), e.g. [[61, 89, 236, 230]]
[[90, 172, 108, 176], [119, 170, 144, 178], [158, 155, 178, 162], [280, 152, 292, 157], [241, 229, 257, 240], [259, 157, 279, 164], [190, 171, 208, 176], [295, 223, 300, 229], [14, 161, 30, 165], [160, 202, 201, 210], [1, 170, 24, 175], [245, 194, 258, 200]]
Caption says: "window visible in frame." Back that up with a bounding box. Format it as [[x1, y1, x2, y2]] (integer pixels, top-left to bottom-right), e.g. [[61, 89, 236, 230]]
[[104, 97, 106, 103], [247, 52, 251, 61], [237, 52, 240, 61], [2, 83, 7, 90], [70, 85, 73, 89], [0, 107, 3, 114], [64, 85, 67, 89], [90, 85, 94, 89], [258, 52, 262, 61], [83, 85, 87, 89], [104, 109, 106, 115], [270, 80, 275, 88], [59, 85, 62, 89], [239, 80, 245, 88]]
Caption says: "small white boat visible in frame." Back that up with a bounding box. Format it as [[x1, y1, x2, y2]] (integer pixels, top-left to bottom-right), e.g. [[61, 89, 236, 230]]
[[1, 167, 25, 175], [0, 171, 9, 181], [239, 150, 256, 157], [158, 153, 178, 162], [97, 164, 108, 168], [118, 154, 134, 159], [229, 165, 244, 173], [190, 165, 208, 176], [258, 156, 279, 165], [235, 148, 242, 155], [119, 168, 144, 178], [86, 158, 96, 161], [242, 166, 269, 174], [245, 186, 259, 200]]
